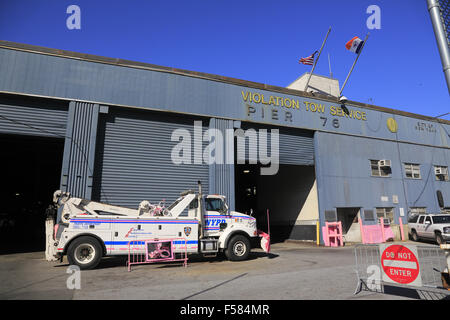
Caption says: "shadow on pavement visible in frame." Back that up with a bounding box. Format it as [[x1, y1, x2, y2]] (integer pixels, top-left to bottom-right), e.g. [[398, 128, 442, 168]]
[[52, 250, 278, 270]]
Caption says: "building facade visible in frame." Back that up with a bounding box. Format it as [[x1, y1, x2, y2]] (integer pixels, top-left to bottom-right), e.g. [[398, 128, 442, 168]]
[[0, 40, 449, 251]]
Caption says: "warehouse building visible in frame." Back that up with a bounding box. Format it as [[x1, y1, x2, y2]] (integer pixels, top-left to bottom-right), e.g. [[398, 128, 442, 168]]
[[0, 40, 449, 252]]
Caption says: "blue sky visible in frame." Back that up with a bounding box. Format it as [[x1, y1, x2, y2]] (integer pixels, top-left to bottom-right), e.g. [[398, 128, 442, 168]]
[[0, 0, 448, 119]]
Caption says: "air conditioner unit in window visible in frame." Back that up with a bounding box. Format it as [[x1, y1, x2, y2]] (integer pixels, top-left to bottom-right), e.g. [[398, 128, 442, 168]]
[[379, 160, 391, 167], [435, 167, 444, 175]]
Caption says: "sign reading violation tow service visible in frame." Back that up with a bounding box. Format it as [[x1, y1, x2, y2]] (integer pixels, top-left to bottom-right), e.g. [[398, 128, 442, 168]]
[[379, 244, 422, 287]]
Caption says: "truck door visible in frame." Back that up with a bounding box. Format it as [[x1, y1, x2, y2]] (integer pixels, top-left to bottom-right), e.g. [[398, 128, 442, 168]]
[[422, 216, 433, 239], [204, 197, 229, 237], [416, 215, 426, 237]]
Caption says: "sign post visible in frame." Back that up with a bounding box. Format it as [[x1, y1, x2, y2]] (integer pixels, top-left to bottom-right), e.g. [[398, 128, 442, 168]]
[[379, 244, 422, 287]]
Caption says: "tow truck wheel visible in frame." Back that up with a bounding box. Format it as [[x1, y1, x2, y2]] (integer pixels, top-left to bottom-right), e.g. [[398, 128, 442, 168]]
[[225, 235, 250, 261], [67, 236, 103, 270]]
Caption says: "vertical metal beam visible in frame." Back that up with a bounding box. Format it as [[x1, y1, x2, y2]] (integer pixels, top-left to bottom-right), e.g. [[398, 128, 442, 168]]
[[60, 101, 76, 193], [60, 101, 99, 200], [313, 131, 324, 245], [208, 118, 235, 211], [427, 0, 450, 94]]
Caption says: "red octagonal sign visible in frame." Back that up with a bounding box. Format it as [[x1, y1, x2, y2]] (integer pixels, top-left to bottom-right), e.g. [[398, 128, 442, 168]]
[[381, 245, 420, 284]]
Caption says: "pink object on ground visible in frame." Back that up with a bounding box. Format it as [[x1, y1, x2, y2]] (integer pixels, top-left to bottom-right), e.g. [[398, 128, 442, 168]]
[[322, 227, 329, 246], [257, 209, 271, 253], [127, 237, 188, 271], [146, 241, 173, 260], [380, 218, 386, 242], [362, 225, 395, 243], [322, 222, 343, 247], [358, 217, 366, 244], [257, 230, 270, 253], [399, 217, 405, 240]]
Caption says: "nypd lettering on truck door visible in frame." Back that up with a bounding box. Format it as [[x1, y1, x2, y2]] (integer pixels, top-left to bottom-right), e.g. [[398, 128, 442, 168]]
[[205, 215, 227, 231]]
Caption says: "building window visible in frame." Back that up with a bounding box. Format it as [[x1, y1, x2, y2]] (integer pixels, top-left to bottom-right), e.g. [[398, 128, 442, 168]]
[[376, 207, 394, 223], [408, 207, 426, 221], [410, 207, 426, 216], [434, 165, 449, 181], [404, 163, 421, 179], [370, 160, 391, 177]]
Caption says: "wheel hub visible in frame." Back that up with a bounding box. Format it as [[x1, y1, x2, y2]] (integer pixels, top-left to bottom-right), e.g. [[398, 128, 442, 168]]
[[75, 244, 95, 264], [233, 241, 246, 256]]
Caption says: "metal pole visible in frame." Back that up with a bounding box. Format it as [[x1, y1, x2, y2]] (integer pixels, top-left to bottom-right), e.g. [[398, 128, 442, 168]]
[[427, 0, 450, 94], [304, 27, 332, 92], [340, 33, 370, 96]]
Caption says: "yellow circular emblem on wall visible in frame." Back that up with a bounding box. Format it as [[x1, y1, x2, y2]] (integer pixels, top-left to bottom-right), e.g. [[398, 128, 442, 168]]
[[386, 117, 398, 133]]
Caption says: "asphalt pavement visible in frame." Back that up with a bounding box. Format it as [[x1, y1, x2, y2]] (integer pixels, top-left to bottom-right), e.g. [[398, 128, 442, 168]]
[[1, 241, 436, 300]]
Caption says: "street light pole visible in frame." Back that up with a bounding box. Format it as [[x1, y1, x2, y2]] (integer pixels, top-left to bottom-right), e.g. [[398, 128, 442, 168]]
[[427, 0, 450, 94]]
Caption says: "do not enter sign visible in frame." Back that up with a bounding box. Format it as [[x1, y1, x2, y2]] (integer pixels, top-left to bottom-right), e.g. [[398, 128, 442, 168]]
[[379, 244, 422, 287]]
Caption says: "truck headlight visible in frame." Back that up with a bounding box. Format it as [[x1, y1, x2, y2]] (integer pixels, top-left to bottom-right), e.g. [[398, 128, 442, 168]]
[[443, 227, 450, 234], [248, 220, 256, 228]]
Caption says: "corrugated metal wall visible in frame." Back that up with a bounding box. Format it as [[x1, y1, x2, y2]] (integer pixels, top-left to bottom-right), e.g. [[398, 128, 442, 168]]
[[60, 101, 99, 199], [93, 108, 209, 208], [314, 131, 450, 231], [238, 122, 314, 166], [208, 118, 235, 211], [0, 97, 67, 138]]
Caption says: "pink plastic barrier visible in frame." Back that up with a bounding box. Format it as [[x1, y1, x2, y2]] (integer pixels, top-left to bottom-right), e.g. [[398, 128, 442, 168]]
[[322, 221, 343, 247], [127, 238, 188, 271], [359, 224, 395, 244]]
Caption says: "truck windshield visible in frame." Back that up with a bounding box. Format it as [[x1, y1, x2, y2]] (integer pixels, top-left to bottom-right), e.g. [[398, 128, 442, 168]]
[[205, 198, 227, 214], [432, 216, 450, 224]]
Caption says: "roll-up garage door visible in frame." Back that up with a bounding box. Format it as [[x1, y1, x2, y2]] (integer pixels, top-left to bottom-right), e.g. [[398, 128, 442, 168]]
[[238, 122, 314, 166], [0, 96, 68, 138], [93, 108, 209, 208]]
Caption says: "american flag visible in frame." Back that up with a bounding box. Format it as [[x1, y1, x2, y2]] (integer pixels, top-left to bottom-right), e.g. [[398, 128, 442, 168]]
[[299, 51, 318, 65]]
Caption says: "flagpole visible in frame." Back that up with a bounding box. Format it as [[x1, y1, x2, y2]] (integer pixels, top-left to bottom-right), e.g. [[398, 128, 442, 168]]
[[304, 26, 332, 92], [340, 32, 370, 96], [328, 53, 333, 78]]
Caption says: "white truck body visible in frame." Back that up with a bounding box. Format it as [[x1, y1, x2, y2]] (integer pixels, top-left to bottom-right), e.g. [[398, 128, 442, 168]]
[[408, 214, 450, 245], [46, 187, 266, 269]]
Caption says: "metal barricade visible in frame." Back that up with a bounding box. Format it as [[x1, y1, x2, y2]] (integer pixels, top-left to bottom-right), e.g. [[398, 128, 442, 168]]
[[354, 243, 450, 300], [127, 238, 188, 271]]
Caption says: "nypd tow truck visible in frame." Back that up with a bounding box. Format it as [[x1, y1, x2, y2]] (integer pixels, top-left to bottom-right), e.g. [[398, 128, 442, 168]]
[[45, 182, 269, 269]]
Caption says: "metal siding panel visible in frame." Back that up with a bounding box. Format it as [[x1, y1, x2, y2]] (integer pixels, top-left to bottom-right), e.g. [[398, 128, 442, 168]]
[[1, 48, 449, 148], [95, 109, 209, 208], [209, 118, 235, 211], [239, 122, 314, 166], [315, 131, 450, 227], [60, 102, 99, 199], [1, 47, 449, 149], [0, 101, 67, 138]]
